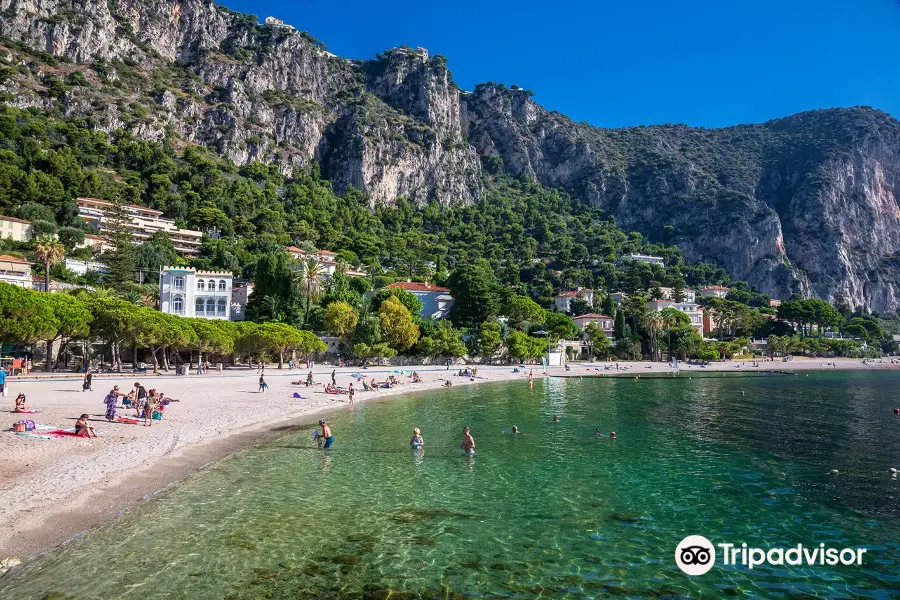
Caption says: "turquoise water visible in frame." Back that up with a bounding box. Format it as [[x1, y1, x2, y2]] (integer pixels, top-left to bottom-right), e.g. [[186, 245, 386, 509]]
[[2, 372, 900, 599]]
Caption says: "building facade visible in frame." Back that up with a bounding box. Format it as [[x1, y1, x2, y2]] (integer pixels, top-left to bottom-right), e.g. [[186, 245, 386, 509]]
[[622, 253, 665, 267], [656, 286, 696, 303], [646, 299, 705, 337], [0, 215, 32, 242], [77, 197, 203, 255], [230, 282, 254, 321], [573, 313, 614, 338], [553, 288, 594, 313], [383, 281, 454, 320], [0, 255, 33, 287], [64, 258, 108, 276], [698, 285, 731, 299], [158, 267, 233, 320]]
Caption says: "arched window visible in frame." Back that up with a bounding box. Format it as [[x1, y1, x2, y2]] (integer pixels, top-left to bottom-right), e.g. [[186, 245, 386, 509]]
[[217, 298, 227, 315], [195, 298, 205, 315], [197, 279, 205, 291], [219, 279, 227, 291], [206, 298, 216, 315], [173, 276, 185, 291], [173, 296, 183, 315]]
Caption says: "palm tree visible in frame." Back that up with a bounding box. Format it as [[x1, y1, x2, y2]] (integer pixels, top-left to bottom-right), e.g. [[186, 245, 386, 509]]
[[119, 289, 144, 305], [642, 312, 665, 362], [659, 307, 681, 362], [34, 235, 66, 371], [260, 294, 284, 321], [34, 235, 65, 293], [296, 257, 326, 327]]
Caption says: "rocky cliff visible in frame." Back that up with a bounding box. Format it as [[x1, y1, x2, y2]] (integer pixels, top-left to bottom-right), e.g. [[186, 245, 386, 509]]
[[1, 0, 900, 311], [0, 0, 480, 206]]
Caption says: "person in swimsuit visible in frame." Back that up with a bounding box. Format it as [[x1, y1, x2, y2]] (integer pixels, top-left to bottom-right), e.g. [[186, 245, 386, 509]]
[[75, 414, 97, 438], [348, 383, 355, 405], [461, 426, 475, 454], [511, 426, 520, 435], [319, 420, 334, 448], [410, 428, 424, 449], [553, 415, 560, 422], [13, 393, 29, 413]]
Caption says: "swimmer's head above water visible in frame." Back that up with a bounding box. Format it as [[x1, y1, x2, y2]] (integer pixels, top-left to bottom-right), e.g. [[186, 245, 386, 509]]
[[512, 426, 519, 434]]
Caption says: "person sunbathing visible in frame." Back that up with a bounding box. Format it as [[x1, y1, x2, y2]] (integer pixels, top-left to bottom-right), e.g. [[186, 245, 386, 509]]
[[75, 414, 97, 438], [13, 393, 30, 412]]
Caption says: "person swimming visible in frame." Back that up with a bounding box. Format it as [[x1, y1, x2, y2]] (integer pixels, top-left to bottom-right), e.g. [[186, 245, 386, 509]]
[[609, 431, 617, 439], [410, 428, 424, 449], [511, 426, 520, 434], [552, 415, 560, 422], [594, 428, 601, 435]]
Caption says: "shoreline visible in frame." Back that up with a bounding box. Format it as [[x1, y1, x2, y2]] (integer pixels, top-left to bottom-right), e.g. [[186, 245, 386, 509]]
[[0, 365, 535, 563], [2, 358, 898, 565]]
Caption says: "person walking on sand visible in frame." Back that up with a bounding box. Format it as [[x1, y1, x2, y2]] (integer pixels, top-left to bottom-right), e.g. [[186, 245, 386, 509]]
[[319, 420, 334, 448], [83, 368, 93, 392], [331, 369, 336, 386], [461, 426, 475, 454], [0, 365, 7, 398], [306, 370, 313, 387], [259, 375, 268, 393]]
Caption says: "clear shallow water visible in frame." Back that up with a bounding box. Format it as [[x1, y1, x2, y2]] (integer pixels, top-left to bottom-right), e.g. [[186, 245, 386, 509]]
[[2, 371, 900, 599]]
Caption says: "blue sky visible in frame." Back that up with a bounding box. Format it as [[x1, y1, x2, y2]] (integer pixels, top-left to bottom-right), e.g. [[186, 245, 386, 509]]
[[219, 0, 900, 128]]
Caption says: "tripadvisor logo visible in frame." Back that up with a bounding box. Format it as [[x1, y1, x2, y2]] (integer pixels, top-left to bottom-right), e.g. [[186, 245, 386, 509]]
[[675, 535, 715, 576], [675, 536, 867, 576]]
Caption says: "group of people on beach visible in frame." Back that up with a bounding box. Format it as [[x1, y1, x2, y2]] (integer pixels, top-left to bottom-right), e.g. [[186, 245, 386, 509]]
[[103, 382, 178, 426]]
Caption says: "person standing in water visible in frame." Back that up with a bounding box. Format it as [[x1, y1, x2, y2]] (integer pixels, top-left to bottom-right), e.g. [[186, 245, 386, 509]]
[[348, 383, 355, 405], [410, 428, 424, 449], [319, 420, 334, 448], [461, 426, 475, 454]]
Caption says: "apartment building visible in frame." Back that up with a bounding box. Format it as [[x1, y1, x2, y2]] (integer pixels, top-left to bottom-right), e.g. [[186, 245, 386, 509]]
[[76, 197, 203, 255], [646, 298, 705, 337]]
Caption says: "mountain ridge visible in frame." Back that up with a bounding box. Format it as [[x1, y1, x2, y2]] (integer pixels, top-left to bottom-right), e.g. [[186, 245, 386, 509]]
[[1, 0, 899, 311]]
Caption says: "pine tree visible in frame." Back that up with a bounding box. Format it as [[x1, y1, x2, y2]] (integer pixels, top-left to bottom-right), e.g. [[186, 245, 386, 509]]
[[614, 310, 626, 340], [102, 197, 137, 287]]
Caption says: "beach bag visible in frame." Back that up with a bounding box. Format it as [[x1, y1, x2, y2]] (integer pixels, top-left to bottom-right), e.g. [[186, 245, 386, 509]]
[[24, 419, 35, 430], [152, 410, 162, 420], [13, 422, 25, 433]]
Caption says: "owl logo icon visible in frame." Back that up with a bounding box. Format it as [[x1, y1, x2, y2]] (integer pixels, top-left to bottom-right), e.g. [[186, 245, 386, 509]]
[[675, 535, 715, 575]]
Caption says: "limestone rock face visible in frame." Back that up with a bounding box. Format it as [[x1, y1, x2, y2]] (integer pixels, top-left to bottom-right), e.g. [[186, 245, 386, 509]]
[[2, 0, 900, 309], [0, 0, 480, 205], [462, 88, 900, 311]]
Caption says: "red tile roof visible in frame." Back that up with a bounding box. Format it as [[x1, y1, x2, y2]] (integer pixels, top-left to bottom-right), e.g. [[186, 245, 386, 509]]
[[0, 215, 31, 224], [386, 281, 450, 293], [0, 254, 31, 263], [573, 313, 612, 320]]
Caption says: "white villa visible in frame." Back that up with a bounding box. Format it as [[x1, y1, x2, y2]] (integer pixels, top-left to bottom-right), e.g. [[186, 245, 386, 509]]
[[554, 288, 594, 312], [698, 285, 731, 299], [622, 253, 665, 267], [158, 267, 233, 320], [646, 299, 704, 337], [654, 286, 696, 303], [383, 281, 454, 320]]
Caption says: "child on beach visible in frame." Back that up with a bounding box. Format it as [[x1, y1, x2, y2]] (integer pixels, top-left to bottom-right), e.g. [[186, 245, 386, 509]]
[[259, 375, 268, 392], [75, 414, 97, 438]]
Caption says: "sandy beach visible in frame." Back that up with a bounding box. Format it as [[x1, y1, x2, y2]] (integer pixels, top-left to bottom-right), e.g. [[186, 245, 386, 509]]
[[1, 357, 897, 563]]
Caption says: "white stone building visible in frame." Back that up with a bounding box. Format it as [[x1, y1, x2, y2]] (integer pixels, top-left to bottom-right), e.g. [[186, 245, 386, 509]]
[[553, 288, 594, 313], [646, 299, 704, 337], [622, 253, 665, 267], [158, 267, 233, 320], [698, 285, 731, 299]]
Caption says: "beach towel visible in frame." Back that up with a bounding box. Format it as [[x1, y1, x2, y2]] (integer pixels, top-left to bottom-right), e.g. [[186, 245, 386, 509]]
[[9, 410, 39, 414], [15, 431, 54, 440], [115, 417, 140, 424]]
